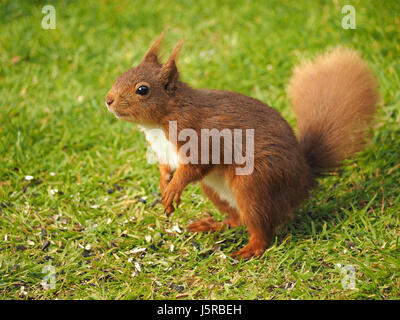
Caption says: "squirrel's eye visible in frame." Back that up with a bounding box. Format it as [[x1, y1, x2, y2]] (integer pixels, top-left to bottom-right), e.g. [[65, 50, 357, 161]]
[[135, 85, 149, 96]]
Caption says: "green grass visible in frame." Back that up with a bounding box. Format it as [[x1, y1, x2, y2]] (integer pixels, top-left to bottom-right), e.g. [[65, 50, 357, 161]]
[[0, 0, 399, 300]]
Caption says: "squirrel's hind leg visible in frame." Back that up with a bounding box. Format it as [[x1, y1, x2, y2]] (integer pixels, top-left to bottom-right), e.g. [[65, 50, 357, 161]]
[[230, 175, 279, 259], [188, 183, 241, 232]]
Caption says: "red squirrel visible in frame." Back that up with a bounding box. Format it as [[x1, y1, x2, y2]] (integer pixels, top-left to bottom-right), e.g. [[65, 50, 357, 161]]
[[105, 32, 379, 259]]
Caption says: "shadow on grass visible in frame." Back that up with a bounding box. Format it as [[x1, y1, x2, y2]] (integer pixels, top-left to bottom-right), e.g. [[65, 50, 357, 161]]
[[276, 126, 400, 244]]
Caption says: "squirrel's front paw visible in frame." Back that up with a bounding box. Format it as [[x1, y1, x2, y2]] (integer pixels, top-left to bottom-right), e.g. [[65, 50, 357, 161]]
[[163, 203, 175, 216], [161, 181, 183, 211]]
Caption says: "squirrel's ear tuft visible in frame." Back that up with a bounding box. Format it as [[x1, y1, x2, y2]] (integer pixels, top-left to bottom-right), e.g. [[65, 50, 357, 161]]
[[142, 31, 166, 64], [160, 40, 184, 93]]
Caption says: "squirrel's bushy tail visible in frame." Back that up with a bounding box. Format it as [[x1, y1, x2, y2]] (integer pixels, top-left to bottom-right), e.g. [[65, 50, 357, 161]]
[[288, 47, 379, 177]]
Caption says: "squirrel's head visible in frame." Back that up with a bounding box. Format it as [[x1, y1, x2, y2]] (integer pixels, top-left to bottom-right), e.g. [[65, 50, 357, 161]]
[[105, 32, 183, 124]]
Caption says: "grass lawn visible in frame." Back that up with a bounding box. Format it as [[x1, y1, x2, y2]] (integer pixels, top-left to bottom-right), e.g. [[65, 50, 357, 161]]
[[0, 0, 399, 300]]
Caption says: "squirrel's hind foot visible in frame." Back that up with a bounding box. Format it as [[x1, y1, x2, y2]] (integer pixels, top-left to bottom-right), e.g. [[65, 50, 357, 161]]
[[188, 216, 241, 233], [188, 217, 223, 233], [231, 236, 268, 259]]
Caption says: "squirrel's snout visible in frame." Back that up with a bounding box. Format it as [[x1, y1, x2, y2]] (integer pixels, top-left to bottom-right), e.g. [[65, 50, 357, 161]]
[[105, 94, 115, 108]]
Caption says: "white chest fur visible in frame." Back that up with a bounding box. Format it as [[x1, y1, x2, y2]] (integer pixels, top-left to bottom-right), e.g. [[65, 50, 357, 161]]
[[202, 170, 239, 210], [138, 124, 179, 171], [138, 124, 238, 211]]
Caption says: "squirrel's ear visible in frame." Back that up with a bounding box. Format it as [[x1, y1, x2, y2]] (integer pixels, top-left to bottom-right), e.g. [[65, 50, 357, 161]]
[[160, 40, 183, 93], [142, 31, 166, 64]]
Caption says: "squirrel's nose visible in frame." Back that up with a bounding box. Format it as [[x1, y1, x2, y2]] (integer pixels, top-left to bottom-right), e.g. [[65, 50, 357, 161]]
[[105, 94, 115, 107]]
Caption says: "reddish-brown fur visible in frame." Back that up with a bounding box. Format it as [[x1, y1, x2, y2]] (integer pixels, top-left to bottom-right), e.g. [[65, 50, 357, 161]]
[[105, 33, 379, 259], [188, 183, 241, 232]]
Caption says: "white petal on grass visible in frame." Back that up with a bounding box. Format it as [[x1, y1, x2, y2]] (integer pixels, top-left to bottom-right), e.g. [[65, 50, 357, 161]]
[[27, 240, 35, 246], [170, 244, 174, 252], [172, 224, 181, 233], [20, 286, 27, 296], [106, 218, 112, 225], [49, 172, 56, 176], [145, 235, 152, 243], [85, 244, 91, 251], [90, 204, 99, 209], [25, 175, 34, 181], [217, 252, 227, 260], [129, 247, 147, 254], [134, 262, 141, 272], [50, 188, 58, 195], [154, 280, 161, 286]]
